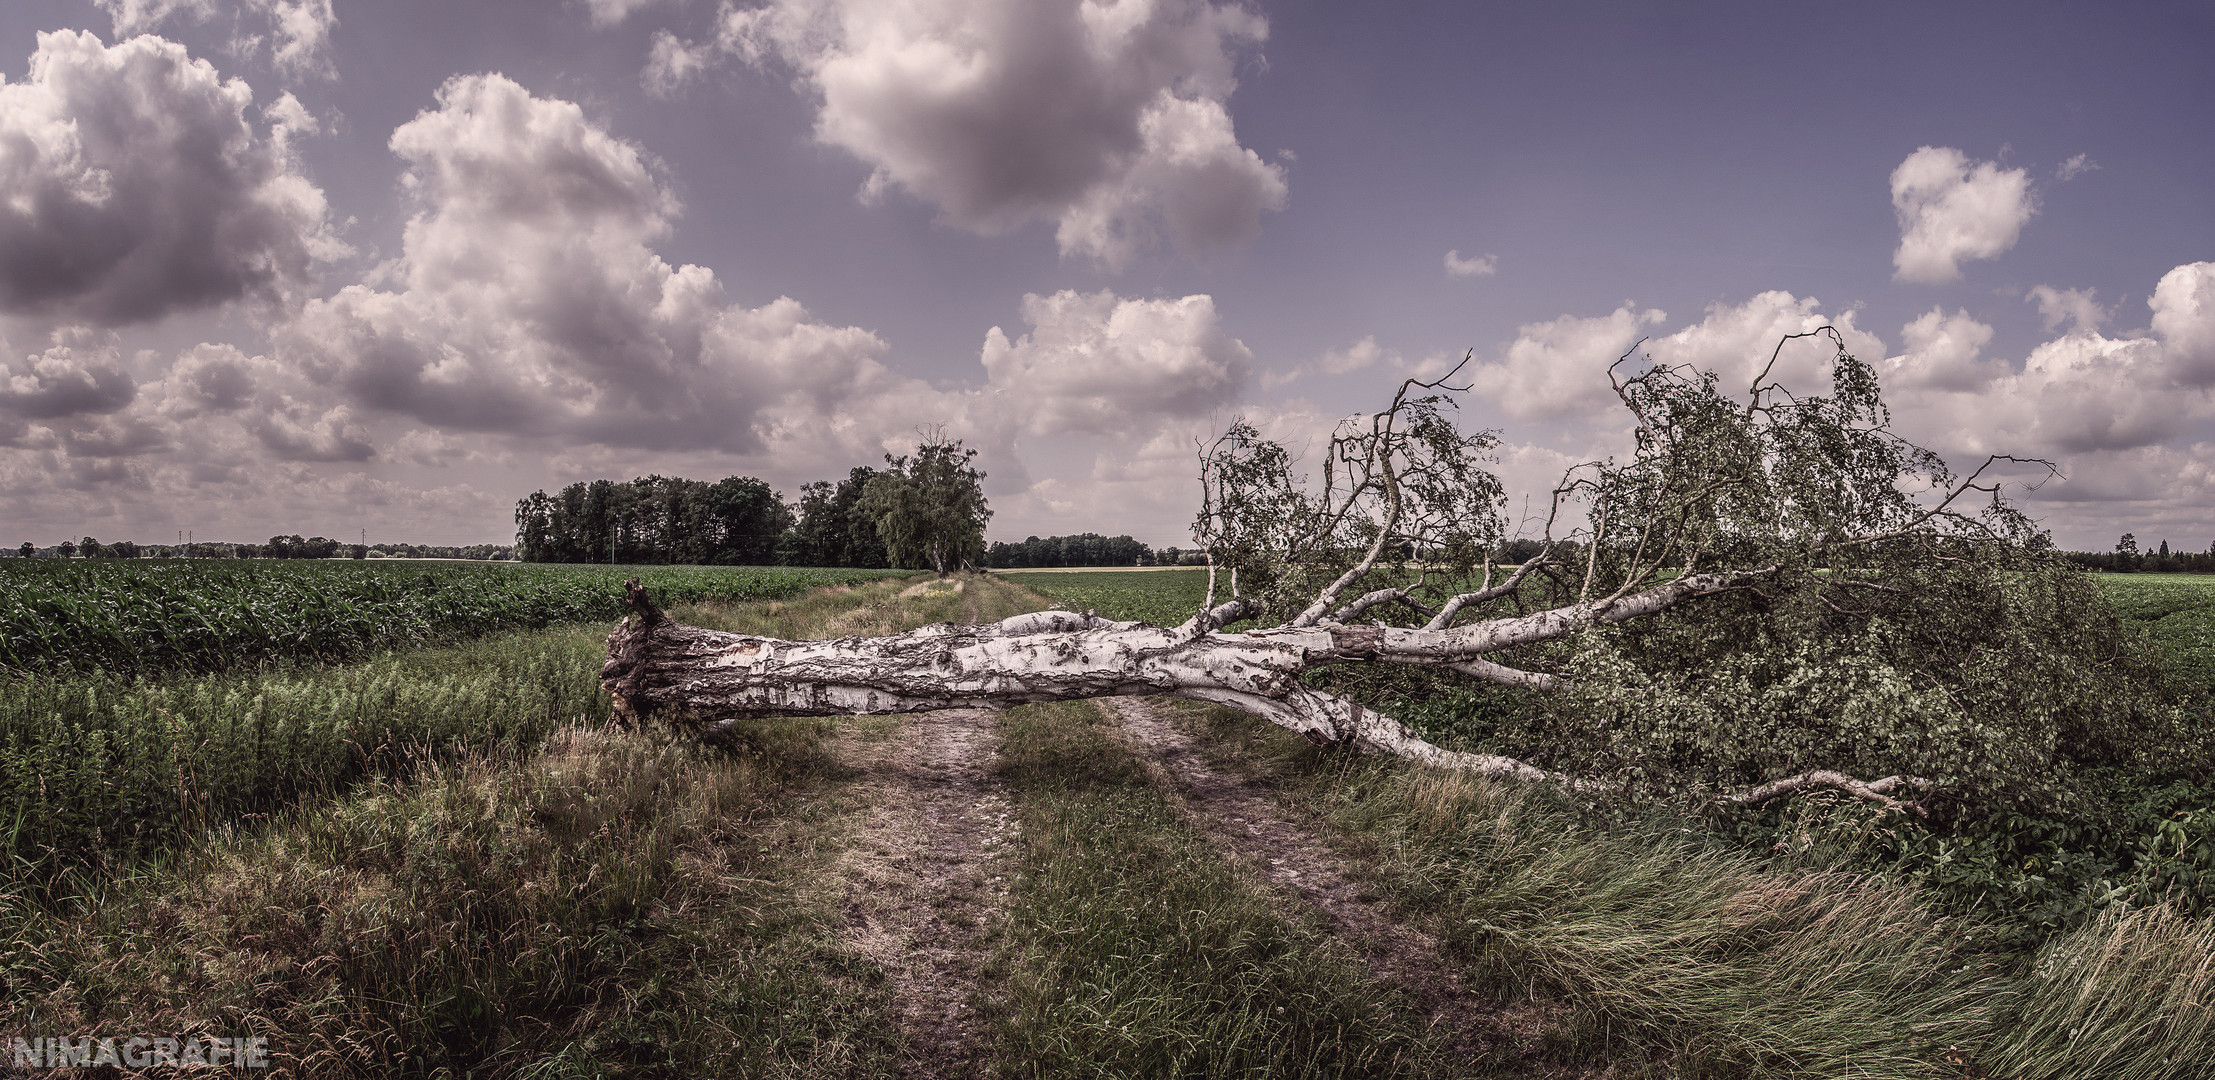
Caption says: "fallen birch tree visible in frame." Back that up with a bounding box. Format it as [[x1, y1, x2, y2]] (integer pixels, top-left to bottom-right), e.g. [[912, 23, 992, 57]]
[[604, 330, 2170, 818]]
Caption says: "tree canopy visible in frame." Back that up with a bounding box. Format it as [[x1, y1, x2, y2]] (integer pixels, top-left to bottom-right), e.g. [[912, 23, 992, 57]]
[[781, 468, 891, 569], [862, 435, 992, 574], [515, 475, 794, 565]]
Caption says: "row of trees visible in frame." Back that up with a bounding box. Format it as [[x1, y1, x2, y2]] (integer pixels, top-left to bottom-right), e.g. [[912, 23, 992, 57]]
[[514, 437, 995, 573], [2063, 534, 2215, 573], [985, 533, 1153, 568], [11, 538, 516, 560], [514, 475, 794, 566], [20, 538, 147, 559]]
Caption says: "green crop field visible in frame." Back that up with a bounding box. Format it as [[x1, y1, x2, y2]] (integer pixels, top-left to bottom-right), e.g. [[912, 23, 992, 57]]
[[2098, 573, 2215, 689], [0, 563, 919, 878], [0, 559, 911, 677], [996, 568, 1212, 628]]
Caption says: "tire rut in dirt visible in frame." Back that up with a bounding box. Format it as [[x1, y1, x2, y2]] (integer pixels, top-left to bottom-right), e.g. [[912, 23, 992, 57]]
[[828, 708, 1013, 1080], [1097, 695, 1586, 1075]]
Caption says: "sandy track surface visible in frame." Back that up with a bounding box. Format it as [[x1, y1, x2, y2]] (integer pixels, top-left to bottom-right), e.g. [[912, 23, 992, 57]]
[[826, 706, 1012, 1079], [1098, 695, 1599, 1076]]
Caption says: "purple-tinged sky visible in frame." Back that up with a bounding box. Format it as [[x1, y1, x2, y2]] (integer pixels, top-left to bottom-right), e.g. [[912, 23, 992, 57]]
[[0, 0, 2209, 551]]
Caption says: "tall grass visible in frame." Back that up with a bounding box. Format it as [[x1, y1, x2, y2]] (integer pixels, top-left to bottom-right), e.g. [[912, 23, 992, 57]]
[[2, 721, 913, 1078], [1983, 904, 2215, 1080], [1160, 698, 2215, 1077], [0, 573, 991, 1078], [1, 628, 608, 879], [1329, 765, 2006, 1076], [0, 571, 933, 880]]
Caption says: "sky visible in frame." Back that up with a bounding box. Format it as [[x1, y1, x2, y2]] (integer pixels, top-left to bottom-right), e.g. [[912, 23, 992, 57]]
[[0, 0, 2210, 552]]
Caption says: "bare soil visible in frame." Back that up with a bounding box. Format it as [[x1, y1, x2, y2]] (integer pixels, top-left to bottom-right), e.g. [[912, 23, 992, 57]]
[[824, 706, 1013, 1080], [1097, 695, 1607, 1078]]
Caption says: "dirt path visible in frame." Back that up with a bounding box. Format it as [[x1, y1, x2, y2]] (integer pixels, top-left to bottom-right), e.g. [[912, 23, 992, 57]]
[[898, 576, 966, 599], [1097, 695, 1591, 1076], [826, 707, 1013, 1079]]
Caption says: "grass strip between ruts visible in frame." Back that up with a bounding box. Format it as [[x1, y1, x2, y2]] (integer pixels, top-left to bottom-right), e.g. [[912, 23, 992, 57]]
[[987, 697, 1451, 1079]]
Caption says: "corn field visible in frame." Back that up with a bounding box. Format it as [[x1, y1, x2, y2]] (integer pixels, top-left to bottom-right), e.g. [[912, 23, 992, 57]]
[[0, 559, 907, 677], [0, 561, 912, 878]]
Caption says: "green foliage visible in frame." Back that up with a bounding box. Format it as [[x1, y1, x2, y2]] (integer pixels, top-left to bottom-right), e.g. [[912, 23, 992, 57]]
[[2101, 572, 2215, 690], [1195, 376, 1504, 621], [781, 466, 891, 569], [515, 474, 795, 564], [0, 559, 906, 677], [1369, 559, 2211, 941], [862, 435, 990, 574], [1493, 562, 2190, 814]]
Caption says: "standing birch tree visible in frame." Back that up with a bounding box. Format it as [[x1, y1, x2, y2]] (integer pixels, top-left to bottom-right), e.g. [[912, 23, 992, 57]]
[[862, 434, 991, 575]]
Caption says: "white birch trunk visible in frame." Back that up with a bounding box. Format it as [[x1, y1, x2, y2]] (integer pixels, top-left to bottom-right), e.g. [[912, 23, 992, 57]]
[[599, 578, 1931, 811]]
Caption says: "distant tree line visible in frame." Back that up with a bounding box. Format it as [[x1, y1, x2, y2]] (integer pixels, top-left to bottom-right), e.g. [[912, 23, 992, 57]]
[[513, 435, 994, 572], [12, 537, 149, 559], [2064, 534, 2215, 573], [11, 537, 517, 560], [368, 542, 516, 561], [986, 533, 1153, 568]]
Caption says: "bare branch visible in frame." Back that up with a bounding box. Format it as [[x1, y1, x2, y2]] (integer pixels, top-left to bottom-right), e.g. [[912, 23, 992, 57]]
[[1721, 771, 1936, 816], [1374, 654, 1564, 692], [1329, 583, 1436, 624], [1422, 555, 1546, 631]]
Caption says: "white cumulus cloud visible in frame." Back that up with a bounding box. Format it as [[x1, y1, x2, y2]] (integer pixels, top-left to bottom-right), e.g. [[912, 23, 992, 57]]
[[981, 288, 1252, 435], [1883, 307, 2001, 392], [584, 0, 676, 28], [96, 0, 338, 80], [0, 31, 342, 325], [1876, 264, 2215, 463], [1646, 292, 1887, 397], [1467, 304, 1666, 422], [2027, 285, 2108, 333], [1890, 146, 2036, 284], [660, 0, 1286, 268], [2151, 261, 2215, 387], [278, 73, 908, 455]]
